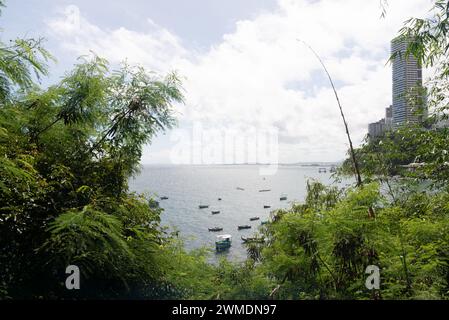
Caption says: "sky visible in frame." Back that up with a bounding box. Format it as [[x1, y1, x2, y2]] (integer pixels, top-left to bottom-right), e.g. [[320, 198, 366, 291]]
[[1, 0, 433, 164]]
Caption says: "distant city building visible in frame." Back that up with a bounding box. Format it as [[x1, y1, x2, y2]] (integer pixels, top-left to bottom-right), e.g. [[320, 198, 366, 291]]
[[391, 36, 426, 126], [367, 37, 427, 138], [368, 106, 393, 139], [368, 118, 386, 139], [385, 105, 393, 130], [385, 105, 393, 119]]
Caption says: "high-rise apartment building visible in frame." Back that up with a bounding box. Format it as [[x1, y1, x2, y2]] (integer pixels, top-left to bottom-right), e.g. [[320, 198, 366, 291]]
[[391, 36, 425, 126]]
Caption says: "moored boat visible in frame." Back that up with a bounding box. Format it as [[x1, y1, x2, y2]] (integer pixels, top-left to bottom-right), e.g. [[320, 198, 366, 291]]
[[215, 234, 232, 251], [209, 227, 223, 232], [241, 236, 265, 243], [250, 217, 260, 221], [211, 211, 220, 215], [199, 205, 209, 209], [280, 195, 287, 201], [259, 189, 271, 192], [264, 205, 271, 209], [238, 225, 252, 230], [160, 196, 169, 200]]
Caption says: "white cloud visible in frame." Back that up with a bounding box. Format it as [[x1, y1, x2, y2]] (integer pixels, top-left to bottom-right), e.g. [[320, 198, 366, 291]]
[[46, 0, 432, 163], [46, 5, 188, 72]]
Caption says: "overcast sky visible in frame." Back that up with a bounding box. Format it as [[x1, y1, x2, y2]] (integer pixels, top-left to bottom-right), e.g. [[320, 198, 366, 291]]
[[2, 0, 433, 164]]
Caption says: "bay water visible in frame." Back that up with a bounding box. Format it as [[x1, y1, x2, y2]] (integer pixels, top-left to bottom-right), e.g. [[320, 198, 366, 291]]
[[129, 164, 347, 262]]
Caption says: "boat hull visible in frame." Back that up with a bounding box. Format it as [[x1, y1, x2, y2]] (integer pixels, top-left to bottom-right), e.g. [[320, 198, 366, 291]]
[[215, 241, 232, 251]]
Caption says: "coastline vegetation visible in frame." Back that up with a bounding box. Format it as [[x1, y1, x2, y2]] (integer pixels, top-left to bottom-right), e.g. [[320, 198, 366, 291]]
[[1, 0, 449, 300]]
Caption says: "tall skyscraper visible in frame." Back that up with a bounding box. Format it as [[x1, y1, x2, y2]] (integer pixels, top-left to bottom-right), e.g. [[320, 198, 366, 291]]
[[391, 36, 425, 126]]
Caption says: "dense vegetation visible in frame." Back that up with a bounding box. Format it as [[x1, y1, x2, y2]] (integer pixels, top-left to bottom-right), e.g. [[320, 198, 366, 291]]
[[1, 0, 449, 300], [0, 0, 191, 298]]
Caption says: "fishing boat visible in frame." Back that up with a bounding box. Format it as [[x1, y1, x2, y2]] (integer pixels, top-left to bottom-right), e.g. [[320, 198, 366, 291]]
[[264, 205, 271, 209], [208, 227, 223, 232], [241, 236, 265, 243], [199, 205, 209, 209], [215, 234, 232, 251], [238, 225, 252, 230], [211, 211, 220, 215], [259, 189, 271, 193], [250, 217, 260, 221], [160, 196, 169, 200]]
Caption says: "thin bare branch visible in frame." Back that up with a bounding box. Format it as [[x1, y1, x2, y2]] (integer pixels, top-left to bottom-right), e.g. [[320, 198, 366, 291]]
[[297, 40, 363, 187]]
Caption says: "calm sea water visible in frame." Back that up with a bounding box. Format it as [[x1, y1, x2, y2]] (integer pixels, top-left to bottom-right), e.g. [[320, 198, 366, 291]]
[[129, 165, 347, 262]]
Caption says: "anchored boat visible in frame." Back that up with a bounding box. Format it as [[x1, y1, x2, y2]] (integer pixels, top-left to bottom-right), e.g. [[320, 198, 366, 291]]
[[211, 211, 220, 215], [238, 225, 252, 230], [250, 217, 260, 221], [215, 234, 232, 251], [264, 205, 271, 209], [241, 236, 265, 243], [208, 227, 223, 232], [280, 194, 288, 201], [199, 205, 209, 209], [160, 196, 169, 200]]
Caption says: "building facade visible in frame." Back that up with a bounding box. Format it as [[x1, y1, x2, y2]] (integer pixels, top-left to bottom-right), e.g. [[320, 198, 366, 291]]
[[391, 36, 425, 126], [385, 105, 393, 130], [368, 106, 393, 139], [368, 118, 386, 139]]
